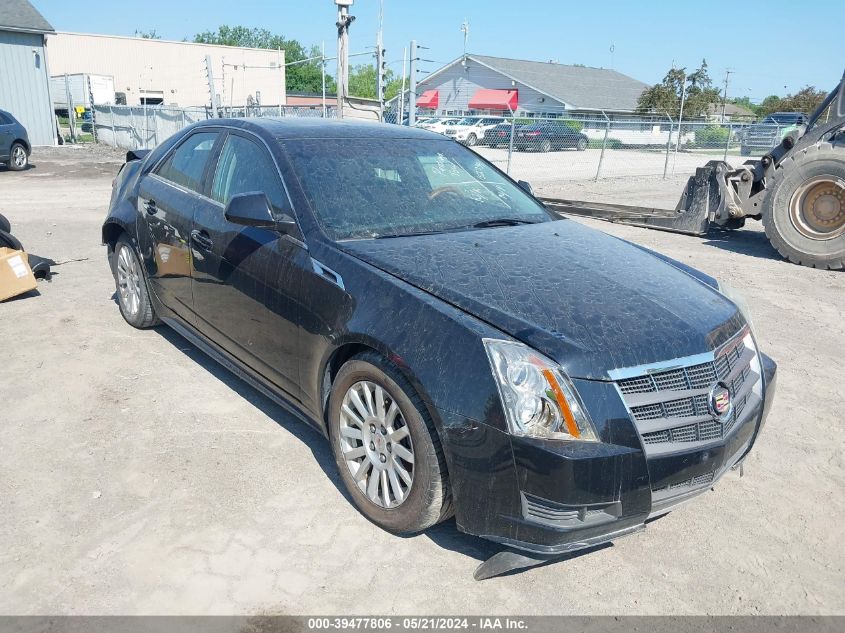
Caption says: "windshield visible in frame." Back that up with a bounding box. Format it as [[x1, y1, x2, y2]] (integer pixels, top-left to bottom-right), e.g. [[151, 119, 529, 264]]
[[763, 113, 803, 125], [283, 138, 551, 240], [456, 117, 481, 125]]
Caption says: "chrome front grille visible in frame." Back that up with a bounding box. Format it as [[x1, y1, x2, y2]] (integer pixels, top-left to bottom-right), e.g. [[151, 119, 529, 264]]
[[611, 328, 762, 456]]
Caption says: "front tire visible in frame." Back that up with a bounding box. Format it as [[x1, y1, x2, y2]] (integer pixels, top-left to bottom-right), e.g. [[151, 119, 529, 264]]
[[465, 133, 478, 147], [540, 138, 551, 153], [112, 236, 159, 328], [327, 353, 451, 534], [762, 141, 845, 270], [576, 137, 588, 151], [9, 143, 28, 171]]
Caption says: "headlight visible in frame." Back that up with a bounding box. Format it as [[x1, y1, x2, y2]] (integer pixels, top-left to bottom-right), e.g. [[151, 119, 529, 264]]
[[717, 281, 756, 337], [483, 339, 598, 441]]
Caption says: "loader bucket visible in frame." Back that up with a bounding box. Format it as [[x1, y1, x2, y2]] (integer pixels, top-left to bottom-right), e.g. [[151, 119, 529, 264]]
[[540, 161, 735, 236]]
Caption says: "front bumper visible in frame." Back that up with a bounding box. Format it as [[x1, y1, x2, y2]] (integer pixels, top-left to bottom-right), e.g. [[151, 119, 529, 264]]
[[440, 352, 776, 555]]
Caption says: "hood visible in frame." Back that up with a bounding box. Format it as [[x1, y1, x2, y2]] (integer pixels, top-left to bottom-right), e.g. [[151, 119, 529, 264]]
[[340, 220, 744, 380]]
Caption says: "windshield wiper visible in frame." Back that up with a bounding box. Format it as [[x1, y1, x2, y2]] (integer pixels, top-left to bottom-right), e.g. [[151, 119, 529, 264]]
[[375, 230, 445, 239], [471, 218, 539, 228]]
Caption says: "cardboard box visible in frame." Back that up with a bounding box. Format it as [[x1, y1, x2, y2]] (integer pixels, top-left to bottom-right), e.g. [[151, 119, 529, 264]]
[[0, 247, 38, 301]]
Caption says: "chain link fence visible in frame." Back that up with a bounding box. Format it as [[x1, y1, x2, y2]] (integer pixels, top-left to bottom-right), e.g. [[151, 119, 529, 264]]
[[391, 113, 790, 194], [90, 104, 339, 150], [87, 102, 795, 195]]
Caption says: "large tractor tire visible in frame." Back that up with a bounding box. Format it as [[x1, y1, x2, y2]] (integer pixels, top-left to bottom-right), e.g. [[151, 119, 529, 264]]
[[762, 141, 845, 270]]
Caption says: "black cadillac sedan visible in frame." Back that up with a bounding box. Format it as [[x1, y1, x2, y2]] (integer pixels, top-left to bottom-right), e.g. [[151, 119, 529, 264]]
[[103, 118, 776, 556]]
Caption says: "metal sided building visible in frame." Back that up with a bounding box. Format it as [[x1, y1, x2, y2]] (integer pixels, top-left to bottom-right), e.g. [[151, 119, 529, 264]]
[[46, 32, 286, 109], [0, 0, 56, 146], [401, 54, 649, 119]]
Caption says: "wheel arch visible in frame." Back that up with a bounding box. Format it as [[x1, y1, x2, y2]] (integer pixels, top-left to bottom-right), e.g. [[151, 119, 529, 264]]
[[12, 139, 31, 154], [102, 220, 127, 252], [319, 337, 449, 456]]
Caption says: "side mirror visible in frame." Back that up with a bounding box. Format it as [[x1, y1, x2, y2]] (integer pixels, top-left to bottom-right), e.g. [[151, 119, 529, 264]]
[[517, 180, 534, 195], [224, 191, 297, 235]]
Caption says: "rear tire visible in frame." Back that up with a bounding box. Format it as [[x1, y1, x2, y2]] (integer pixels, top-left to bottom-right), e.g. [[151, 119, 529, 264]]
[[466, 133, 477, 147], [540, 139, 551, 153], [576, 137, 588, 151], [327, 352, 452, 534], [111, 236, 159, 328], [762, 141, 845, 270], [8, 143, 28, 171]]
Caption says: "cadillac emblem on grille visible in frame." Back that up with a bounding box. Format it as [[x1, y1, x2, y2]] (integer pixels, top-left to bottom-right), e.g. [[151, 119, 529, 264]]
[[708, 382, 732, 420]]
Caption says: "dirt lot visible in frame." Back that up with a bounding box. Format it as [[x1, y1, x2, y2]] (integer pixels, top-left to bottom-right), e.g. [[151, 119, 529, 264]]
[[1, 146, 843, 615]]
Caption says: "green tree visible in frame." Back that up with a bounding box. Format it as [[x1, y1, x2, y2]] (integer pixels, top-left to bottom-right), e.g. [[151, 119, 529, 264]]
[[193, 26, 334, 94], [637, 59, 722, 119], [135, 29, 161, 39], [763, 86, 826, 116], [348, 64, 377, 99], [348, 63, 402, 102]]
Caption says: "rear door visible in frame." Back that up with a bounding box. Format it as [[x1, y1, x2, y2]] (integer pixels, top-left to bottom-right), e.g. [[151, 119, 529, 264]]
[[136, 130, 220, 323], [191, 130, 311, 401]]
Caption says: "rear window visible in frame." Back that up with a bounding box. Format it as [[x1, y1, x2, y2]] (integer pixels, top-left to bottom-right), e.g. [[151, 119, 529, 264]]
[[155, 132, 218, 193]]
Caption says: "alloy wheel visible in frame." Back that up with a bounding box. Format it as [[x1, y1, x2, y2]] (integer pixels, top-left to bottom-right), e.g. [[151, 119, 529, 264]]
[[338, 380, 415, 509], [12, 146, 26, 168], [116, 244, 142, 317]]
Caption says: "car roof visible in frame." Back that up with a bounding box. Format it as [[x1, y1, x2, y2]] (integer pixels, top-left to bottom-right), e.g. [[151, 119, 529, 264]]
[[194, 117, 447, 141]]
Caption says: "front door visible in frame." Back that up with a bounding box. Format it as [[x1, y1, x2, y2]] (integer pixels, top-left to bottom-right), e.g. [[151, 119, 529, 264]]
[[136, 130, 220, 323], [191, 131, 310, 402]]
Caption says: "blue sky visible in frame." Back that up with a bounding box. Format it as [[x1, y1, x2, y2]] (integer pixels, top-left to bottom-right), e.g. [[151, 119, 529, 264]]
[[35, 0, 844, 101]]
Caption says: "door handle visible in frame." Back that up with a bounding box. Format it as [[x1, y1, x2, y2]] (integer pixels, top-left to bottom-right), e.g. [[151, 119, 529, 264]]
[[190, 229, 213, 251], [144, 200, 157, 215]]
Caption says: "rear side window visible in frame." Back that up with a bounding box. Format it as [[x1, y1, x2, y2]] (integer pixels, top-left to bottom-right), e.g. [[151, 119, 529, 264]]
[[0, 112, 12, 125], [210, 134, 288, 213], [155, 132, 218, 193]]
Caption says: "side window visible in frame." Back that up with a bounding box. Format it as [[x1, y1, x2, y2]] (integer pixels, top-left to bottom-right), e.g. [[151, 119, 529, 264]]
[[0, 112, 11, 125], [211, 134, 289, 214], [155, 132, 217, 193]]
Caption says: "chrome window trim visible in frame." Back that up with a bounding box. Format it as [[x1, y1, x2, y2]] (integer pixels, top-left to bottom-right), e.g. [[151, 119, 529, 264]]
[[147, 172, 213, 202]]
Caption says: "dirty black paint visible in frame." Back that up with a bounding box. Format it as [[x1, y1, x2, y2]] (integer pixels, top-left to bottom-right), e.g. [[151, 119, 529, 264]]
[[102, 118, 777, 555]]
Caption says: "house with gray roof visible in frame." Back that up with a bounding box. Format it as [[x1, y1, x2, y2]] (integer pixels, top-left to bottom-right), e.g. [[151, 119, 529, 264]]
[[392, 53, 649, 120], [1, 0, 56, 146]]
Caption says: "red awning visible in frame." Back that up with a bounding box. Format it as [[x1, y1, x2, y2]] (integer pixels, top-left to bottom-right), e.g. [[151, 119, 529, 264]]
[[468, 89, 518, 111], [416, 89, 439, 109]]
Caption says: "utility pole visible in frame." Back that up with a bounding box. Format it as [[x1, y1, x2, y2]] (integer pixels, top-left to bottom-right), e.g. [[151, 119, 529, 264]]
[[335, 0, 355, 120], [205, 55, 220, 117], [321, 41, 327, 118], [673, 72, 688, 174], [408, 39, 417, 126], [460, 20, 469, 57], [721, 69, 733, 124], [398, 46, 407, 125], [376, 0, 386, 119]]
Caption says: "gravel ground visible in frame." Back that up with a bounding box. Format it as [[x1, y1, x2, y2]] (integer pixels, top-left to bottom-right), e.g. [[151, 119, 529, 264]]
[[0, 145, 843, 615], [474, 145, 741, 188]]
